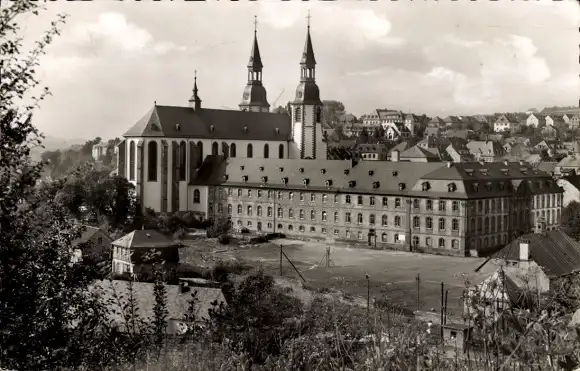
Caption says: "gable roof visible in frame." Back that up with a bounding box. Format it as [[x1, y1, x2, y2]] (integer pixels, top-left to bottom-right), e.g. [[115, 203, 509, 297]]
[[494, 230, 580, 278], [400, 145, 440, 160], [91, 280, 226, 327], [72, 226, 111, 247], [123, 105, 291, 141], [466, 140, 504, 157], [112, 229, 175, 249]]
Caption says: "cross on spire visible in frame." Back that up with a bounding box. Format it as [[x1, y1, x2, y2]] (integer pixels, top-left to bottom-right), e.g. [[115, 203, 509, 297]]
[[306, 10, 311, 28], [194, 69, 197, 81], [254, 15, 258, 33]]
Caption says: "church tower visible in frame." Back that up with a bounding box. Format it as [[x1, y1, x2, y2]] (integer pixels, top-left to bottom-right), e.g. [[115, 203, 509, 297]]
[[289, 13, 326, 160], [239, 17, 270, 113], [188, 71, 201, 110]]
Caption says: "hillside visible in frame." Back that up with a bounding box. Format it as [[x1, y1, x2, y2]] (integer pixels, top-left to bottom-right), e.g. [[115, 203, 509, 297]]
[[29, 135, 87, 162]]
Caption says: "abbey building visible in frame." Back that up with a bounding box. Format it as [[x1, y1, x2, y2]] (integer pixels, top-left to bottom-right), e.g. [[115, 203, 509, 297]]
[[115, 18, 563, 257], [116, 20, 327, 214]]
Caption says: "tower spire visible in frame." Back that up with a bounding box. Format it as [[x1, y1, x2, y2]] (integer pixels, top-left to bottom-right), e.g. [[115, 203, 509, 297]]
[[239, 16, 269, 112], [189, 69, 201, 110]]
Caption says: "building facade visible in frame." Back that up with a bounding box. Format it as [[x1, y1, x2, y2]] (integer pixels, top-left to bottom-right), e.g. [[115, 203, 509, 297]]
[[192, 158, 562, 257]]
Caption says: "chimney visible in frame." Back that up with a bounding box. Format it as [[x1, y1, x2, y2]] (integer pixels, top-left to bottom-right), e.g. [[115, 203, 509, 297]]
[[519, 239, 529, 262], [446, 161, 452, 168], [503, 160, 509, 166], [391, 150, 400, 162], [519, 160, 525, 166], [535, 218, 547, 236]]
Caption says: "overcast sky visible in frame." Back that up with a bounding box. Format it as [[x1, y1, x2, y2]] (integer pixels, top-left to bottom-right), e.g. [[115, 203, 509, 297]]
[[21, 0, 580, 140]]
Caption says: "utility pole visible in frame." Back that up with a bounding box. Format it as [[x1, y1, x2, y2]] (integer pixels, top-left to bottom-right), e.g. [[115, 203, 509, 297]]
[[366, 273, 371, 333], [440, 282, 445, 340], [279, 244, 283, 277], [416, 273, 421, 312]]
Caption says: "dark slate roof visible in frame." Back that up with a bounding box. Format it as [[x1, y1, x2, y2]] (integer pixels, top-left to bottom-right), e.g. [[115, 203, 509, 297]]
[[72, 226, 102, 247], [494, 230, 580, 278], [560, 175, 580, 191], [300, 27, 316, 67], [191, 157, 560, 200], [112, 229, 176, 249], [247, 31, 263, 70], [123, 105, 291, 141], [400, 145, 440, 160]]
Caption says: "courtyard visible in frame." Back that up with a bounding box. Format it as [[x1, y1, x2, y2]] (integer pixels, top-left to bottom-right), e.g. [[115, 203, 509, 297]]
[[210, 238, 501, 317]]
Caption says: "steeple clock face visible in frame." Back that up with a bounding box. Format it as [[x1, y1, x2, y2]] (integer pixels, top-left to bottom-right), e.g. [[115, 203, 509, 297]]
[[297, 91, 303, 98]]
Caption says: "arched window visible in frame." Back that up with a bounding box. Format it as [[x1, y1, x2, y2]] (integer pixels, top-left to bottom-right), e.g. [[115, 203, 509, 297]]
[[316, 106, 322, 123], [452, 219, 459, 231], [382, 215, 388, 226], [426, 237, 432, 246], [129, 141, 135, 181], [357, 213, 363, 224], [179, 141, 186, 181], [230, 143, 237, 157], [193, 189, 200, 204], [212, 142, 219, 156], [369, 214, 375, 225], [322, 211, 327, 221], [247, 205, 252, 216], [257, 206, 262, 216], [381, 233, 387, 242], [310, 210, 316, 220], [247, 144, 253, 158], [147, 141, 158, 181], [227, 204, 232, 214], [413, 236, 419, 246], [197, 141, 203, 166], [394, 215, 401, 227], [278, 144, 284, 159], [426, 217, 433, 229], [452, 239, 459, 249], [294, 106, 302, 122], [439, 238, 445, 248], [237, 205, 242, 215], [264, 144, 270, 159]]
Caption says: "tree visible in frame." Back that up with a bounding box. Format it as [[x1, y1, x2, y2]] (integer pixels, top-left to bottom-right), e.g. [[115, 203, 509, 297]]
[[272, 105, 288, 115], [152, 271, 168, 351], [322, 100, 345, 128], [0, 3, 118, 368], [561, 201, 580, 241], [359, 127, 370, 144]]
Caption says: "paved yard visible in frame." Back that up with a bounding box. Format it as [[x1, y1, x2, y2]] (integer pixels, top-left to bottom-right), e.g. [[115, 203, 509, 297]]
[[214, 238, 501, 316]]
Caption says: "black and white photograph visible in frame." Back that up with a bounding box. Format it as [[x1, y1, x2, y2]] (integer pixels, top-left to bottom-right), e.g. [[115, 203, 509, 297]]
[[2, 0, 580, 370]]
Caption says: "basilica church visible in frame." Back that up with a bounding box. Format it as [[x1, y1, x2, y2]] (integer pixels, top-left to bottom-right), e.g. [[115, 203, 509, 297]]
[[116, 19, 328, 213]]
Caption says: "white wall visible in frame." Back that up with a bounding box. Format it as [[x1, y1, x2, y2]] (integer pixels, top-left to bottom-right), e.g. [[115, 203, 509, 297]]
[[125, 137, 289, 212], [557, 178, 580, 207]]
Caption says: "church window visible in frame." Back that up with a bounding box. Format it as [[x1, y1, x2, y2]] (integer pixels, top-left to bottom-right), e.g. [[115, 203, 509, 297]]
[[212, 142, 219, 156], [230, 143, 236, 157], [147, 141, 158, 181], [264, 144, 270, 159], [247, 144, 253, 158], [278, 144, 284, 159], [179, 141, 186, 181], [196, 141, 203, 166], [316, 107, 322, 123], [129, 141, 135, 181], [193, 189, 200, 204], [294, 107, 302, 122]]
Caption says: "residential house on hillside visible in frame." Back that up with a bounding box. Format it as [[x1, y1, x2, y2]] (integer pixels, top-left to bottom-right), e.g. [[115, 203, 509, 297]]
[[493, 115, 518, 133], [487, 229, 580, 296], [424, 127, 441, 138], [526, 114, 546, 128], [547, 115, 567, 128], [71, 226, 113, 263], [386, 141, 412, 160], [91, 280, 227, 334], [541, 124, 559, 140], [397, 145, 440, 163], [444, 129, 469, 140], [111, 229, 180, 278], [356, 143, 389, 161], [569, 114, 580, 129], [466, 141, 505, 162], [442, 116, 462, 128], [446, 143, 473, 163], [556, 175, 580, 207]]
